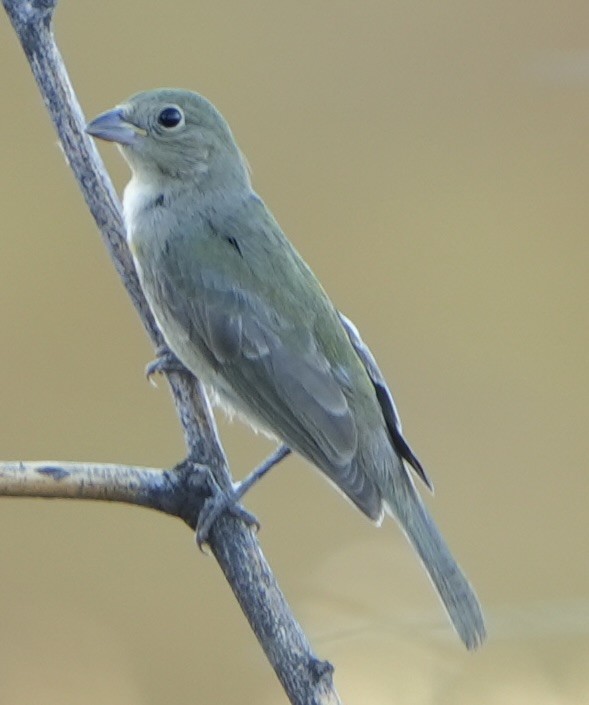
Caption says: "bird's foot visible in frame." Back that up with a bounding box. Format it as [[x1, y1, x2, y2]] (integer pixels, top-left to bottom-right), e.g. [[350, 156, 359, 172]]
[[196, 487, 260, 550], [145, 345, 186, 383], [195, 444, 292, 549]]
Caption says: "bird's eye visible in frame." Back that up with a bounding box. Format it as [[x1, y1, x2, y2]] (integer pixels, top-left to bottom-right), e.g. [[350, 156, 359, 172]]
[[157, 106, 184, 129]]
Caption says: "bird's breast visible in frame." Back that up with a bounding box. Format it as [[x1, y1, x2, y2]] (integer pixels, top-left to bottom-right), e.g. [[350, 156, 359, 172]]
[[122, 183, 239, 406]]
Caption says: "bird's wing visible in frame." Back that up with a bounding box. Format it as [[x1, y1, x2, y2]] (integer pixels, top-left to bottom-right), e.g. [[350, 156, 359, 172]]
[[196, 270, 359, 472], [151, 200, 382, 517], [338, 312, 434, 491]]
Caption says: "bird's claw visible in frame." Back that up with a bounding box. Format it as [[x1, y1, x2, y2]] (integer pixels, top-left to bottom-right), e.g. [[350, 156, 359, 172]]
[[145, 345, 186, 383], [196, 487, 260, 551]]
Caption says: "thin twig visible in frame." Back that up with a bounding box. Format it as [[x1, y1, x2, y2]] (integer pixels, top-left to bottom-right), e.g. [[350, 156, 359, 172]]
[[1, 1, 341, 702]]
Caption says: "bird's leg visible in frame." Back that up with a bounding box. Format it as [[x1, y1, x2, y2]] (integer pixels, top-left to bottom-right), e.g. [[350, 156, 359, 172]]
[[232, 444, 292, 501], [145, 344, 187, 381], [196, 444, 292, 549]]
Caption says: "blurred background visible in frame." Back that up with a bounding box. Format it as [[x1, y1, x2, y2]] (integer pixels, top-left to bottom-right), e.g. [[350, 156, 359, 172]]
[[1, 1, 588, 703]]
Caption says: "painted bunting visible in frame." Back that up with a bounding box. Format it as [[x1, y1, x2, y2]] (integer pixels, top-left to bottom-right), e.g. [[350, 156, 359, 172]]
[[86, 89, 485, 649]]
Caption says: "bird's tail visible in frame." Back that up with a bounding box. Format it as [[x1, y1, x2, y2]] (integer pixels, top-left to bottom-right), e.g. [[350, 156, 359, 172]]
[[383, 463, 486, 650]]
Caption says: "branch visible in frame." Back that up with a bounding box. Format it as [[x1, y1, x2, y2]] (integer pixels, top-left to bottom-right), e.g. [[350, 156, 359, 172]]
[[0, 461, 170, 502], [1, 1, 341, 703], [0, 460, 208, 524]]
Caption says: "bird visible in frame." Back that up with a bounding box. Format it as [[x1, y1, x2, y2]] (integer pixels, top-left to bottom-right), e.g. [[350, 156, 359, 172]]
[[86, 88, 486, 649]]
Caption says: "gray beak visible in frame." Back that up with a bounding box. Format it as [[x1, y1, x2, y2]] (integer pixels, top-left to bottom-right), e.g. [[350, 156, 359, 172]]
[[85, 108, 142, 145]]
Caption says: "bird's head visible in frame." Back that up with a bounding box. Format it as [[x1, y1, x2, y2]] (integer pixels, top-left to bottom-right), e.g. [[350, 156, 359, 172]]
[[86, 88, 250, 191]]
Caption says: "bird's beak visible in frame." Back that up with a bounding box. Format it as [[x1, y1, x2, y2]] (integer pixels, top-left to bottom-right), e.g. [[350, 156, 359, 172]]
[[85, 108, 145, 145]]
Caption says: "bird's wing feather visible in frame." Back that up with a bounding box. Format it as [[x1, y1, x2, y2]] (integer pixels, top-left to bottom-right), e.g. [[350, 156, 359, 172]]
[[338, 311, 433, 491], [197, 274, 359, 470]]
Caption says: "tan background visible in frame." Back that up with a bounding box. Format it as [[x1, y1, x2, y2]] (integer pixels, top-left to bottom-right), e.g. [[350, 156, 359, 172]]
[[1, 1, 588, 703]]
